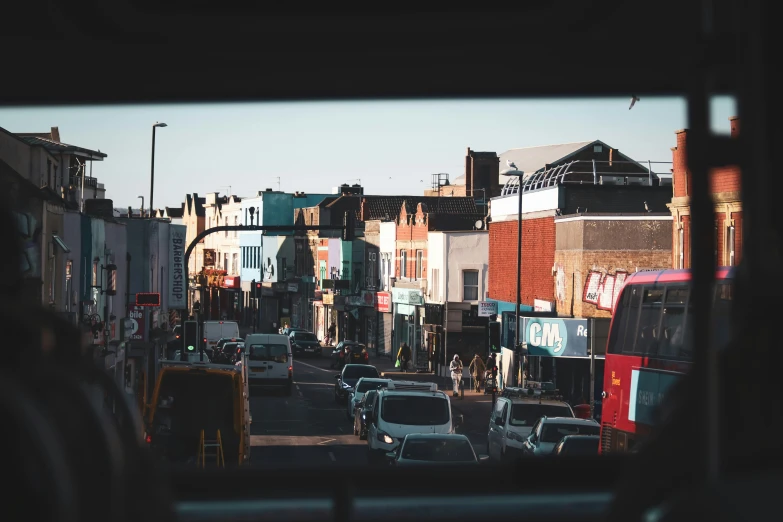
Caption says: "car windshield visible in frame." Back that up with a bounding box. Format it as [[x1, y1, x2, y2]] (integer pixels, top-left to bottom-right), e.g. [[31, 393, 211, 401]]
[[342, 366, 379, 386], [401, 439, 475, 462], [381, 396, 450, 426], [559, 436, 600, 455], [540, 423, 600, 443], [249, 344, 288, 363], [510, 404, 574, 426], [356, 380, 389, 394], [293, 332, 318, 342]]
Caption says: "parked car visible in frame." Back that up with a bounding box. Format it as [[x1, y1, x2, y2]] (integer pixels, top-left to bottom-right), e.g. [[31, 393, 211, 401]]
[[329, 341, 369, 369]]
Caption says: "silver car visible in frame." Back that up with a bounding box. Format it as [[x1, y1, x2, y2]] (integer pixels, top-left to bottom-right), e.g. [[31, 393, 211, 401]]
[[385, 433, 488, 467], [521, 417, 600, 457], [346, 377, 391, 421]]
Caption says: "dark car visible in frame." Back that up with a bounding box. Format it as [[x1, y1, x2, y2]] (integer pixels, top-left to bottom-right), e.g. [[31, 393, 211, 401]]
[[289, 331, 322, 357], [334, 364, 379, 403], [212, 342, 244, 365], [353, 388, 379, 439], [212, 337, 244, 359], [329, 341, 369, 369], [552, 434, 600, 456], [385, 434, 488, 467]]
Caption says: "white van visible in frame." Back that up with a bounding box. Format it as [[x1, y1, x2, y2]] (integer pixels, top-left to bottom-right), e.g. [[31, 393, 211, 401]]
[[203, 320, 240, 354], [244, 333, 293, 395], [365, 382, 454, 465]]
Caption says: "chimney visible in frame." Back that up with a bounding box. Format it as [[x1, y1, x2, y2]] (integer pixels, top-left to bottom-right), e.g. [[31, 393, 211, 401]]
[[729, 116, 739, 138], [128, 206, 133, 218], [51, 127, 61, 142], [672, 129, 689, 198], [266, 188, 273, 192], [465, 148, 472, 196]]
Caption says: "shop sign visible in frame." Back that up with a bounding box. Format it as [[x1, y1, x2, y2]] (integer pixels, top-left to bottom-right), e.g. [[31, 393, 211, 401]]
[[478, 301, 498, 317], [376, 291, 391, 313], [223, 275, 240, 289], [323, 293, 334, 305], [392, 288, 423, 305], [524, 317, 588, 357], [360, 290, 376, 307]]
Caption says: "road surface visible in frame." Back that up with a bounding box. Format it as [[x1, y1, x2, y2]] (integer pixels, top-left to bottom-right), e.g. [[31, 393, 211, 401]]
[[249, 355, 491, 468]]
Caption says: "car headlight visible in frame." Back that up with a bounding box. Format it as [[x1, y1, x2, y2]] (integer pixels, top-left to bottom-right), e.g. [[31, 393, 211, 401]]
[[342, 383, 353, 390], [377, 431, 393, 445]]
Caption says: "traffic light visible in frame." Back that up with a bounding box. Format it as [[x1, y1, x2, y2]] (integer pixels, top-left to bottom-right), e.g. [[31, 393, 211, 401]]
[[250, 279, 256, 298], [488, 322, 500, 353], [183, 320, 199, 353]]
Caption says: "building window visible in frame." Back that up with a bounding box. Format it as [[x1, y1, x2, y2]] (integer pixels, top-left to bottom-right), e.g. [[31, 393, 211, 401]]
[[234, 216, 238, 237], [223, 253, 228, 270], [225, 217, 229, 237], [415, 250, 423, 280], [727, 225, 736, 266], [593, 145, 603, 153], [678, 227, 684, 269], [232, 253, 238, 275], [432, 268, 440, 302], [463, 270, 479, 301], [400, 250, 408, 278]]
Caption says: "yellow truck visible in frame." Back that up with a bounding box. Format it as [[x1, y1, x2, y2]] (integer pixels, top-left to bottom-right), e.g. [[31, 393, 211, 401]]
[[144, 355, 251, 468]]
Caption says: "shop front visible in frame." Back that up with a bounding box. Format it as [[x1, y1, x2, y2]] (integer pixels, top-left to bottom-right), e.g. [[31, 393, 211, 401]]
[[222, 275, 242, 322], [313, 292, 335, 342], [391, 287, 424, 370], [521, 316, 607, 406]]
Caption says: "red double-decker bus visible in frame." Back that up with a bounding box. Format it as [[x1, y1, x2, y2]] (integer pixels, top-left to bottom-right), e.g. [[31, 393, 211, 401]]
[[599, 268, 735, 454]]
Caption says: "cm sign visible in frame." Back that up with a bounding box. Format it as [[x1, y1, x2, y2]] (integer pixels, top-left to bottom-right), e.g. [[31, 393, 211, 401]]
[[524, 318, 589, 357]]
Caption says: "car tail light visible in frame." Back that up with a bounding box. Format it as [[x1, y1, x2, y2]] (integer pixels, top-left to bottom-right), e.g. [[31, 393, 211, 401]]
[[145, 434, 151, 443]]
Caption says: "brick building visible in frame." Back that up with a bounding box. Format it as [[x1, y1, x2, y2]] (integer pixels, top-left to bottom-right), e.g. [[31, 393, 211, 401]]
[[487, 142, 672, 393], [667, 116, 743, 268], [393, 198, 486, 371]]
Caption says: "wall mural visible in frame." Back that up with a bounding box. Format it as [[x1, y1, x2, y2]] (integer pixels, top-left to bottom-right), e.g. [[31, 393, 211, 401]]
[[14, 211, 41, 277], [582, 269, 629, 311]]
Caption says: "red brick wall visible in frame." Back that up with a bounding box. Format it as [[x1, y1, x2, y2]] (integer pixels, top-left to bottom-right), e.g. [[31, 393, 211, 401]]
[[672, 130, 689, 198], [488, 216, 556, 305], [709, 166, 742, 194], [716, 214, 725, 264], [395, 205, 428, 279], [732, 211, 743, 265]]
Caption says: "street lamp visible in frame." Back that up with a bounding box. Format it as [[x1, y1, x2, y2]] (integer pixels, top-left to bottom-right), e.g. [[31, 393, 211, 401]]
[[150, 122, 168, 217], [501, 166, 525, 387]]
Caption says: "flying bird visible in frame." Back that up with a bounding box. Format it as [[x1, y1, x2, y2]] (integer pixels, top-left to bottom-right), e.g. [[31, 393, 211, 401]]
[[507, 159, 518, 169], [629, 95, 640, 110]]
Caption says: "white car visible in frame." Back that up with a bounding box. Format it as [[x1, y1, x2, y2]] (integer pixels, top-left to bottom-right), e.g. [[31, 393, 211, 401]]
[[346, 377, 392, 421], [487, 396, 575, 462], [244, 333, 293, 395], [366, 382, 455, 466], [521, 417, 600, 457]]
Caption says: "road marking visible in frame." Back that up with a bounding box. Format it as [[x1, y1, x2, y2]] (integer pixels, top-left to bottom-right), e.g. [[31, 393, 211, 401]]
[[294, 360, 333, 373], [317, 438, 336, 445], [251, 434, 364, 447], [328, 452, 336, 462]]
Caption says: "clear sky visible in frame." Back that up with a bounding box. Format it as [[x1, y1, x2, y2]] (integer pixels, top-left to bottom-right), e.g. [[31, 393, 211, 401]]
[[0, 96, 735, 210]]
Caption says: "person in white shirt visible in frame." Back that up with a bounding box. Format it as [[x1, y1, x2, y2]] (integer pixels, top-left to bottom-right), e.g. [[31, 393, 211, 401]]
[[449, 354, 463, 397]]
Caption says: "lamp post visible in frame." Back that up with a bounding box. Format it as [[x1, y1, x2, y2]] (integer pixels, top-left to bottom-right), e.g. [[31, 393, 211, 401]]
[[501, 167, 525, 387], [150, 122, 168, 217]]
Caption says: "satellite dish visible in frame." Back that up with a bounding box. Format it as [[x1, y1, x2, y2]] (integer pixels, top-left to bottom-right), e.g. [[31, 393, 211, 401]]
[[475, 220, 484, 229]]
